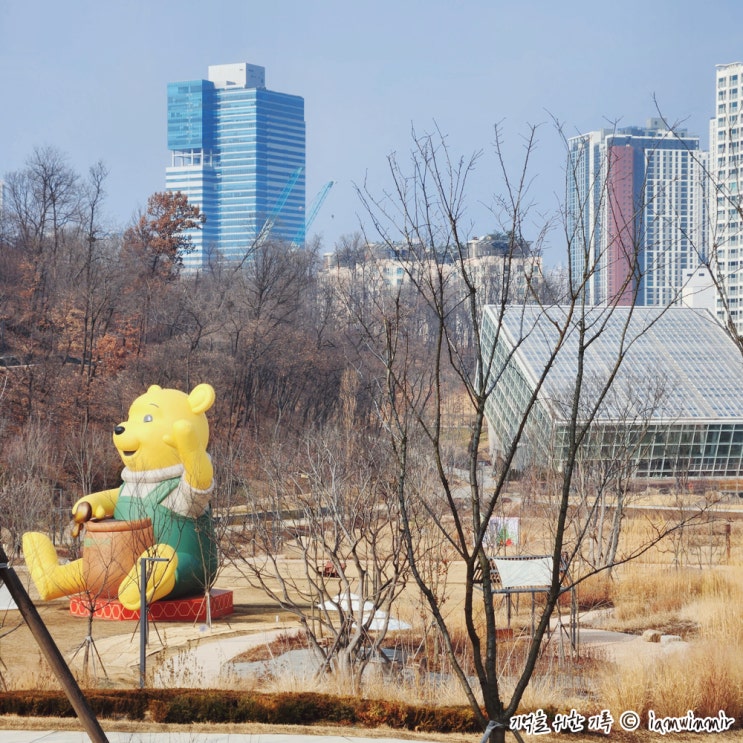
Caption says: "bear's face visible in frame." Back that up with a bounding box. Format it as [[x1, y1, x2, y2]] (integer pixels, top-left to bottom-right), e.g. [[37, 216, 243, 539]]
[[113, 385, 211, 472]]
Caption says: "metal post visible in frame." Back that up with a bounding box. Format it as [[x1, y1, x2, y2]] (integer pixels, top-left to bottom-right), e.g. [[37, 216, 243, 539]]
[[139, 556, 168, 689], [0, 547, 109, 743]]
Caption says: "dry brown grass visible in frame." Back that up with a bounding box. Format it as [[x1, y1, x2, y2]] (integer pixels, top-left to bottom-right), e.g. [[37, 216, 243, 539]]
[[598, 640, 743, 722], [589, 549, 743, 722], [4, 501, 743, 735], [589, 563, 743, 635], [574, 572, 614, 610]]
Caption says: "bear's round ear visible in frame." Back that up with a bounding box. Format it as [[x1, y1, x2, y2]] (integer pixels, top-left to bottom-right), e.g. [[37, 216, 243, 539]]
[[188, 383, 216, 415]]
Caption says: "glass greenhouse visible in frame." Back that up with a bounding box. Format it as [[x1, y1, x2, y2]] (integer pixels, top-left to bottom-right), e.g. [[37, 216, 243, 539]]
[[482, 305, 743, 479]]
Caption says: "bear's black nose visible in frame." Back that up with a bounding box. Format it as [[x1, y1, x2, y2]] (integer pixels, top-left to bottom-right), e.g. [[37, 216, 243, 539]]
[[114, 425, 125, 436]]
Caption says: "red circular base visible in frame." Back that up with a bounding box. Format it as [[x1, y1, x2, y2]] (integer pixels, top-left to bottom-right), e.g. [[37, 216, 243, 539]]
[[69, 588, 234, 621]]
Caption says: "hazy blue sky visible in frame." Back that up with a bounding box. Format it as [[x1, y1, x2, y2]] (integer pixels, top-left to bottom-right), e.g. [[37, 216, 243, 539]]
[[2, 1, 742, 263]]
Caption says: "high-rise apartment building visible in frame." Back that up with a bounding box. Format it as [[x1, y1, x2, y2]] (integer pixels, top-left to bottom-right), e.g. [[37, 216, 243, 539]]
[[567, 121, 706, 306], [710, 62, 743, 332], [166, 63, 305, 269]]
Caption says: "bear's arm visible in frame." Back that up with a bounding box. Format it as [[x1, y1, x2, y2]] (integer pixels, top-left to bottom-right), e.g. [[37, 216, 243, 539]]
[[167, 419, 214, 491], [72, 488, 120, 523]]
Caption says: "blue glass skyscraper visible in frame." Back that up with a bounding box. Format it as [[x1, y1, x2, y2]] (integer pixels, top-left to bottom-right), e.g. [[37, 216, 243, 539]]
[[166, 63, 306, 269]]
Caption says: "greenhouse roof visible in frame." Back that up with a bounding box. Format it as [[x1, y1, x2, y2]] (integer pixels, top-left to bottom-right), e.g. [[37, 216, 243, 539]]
[[487, 305, 743, 422]]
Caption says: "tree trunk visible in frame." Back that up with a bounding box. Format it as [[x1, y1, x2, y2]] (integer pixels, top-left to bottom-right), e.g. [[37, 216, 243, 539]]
[[0, 545, 109, 743]]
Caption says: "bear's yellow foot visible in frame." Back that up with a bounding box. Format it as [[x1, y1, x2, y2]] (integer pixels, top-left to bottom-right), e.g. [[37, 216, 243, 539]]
[[22, 532, 85, 600], [118, 545, 178, 611]]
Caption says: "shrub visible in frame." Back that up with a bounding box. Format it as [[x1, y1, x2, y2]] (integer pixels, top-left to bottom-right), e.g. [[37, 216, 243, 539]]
[[0, 688, 479, 733]]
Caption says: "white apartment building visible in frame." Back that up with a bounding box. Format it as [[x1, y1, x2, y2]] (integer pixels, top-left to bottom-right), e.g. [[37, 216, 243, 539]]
[[710, 62, 743, 333]]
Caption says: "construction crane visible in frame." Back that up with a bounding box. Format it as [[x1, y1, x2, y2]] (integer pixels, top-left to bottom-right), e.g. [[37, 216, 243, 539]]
[[291, 180, 334, 247], [254, 166, 303, 247]]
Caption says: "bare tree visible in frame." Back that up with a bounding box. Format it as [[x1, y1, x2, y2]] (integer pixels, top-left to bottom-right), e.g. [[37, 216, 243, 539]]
[[207, 239, 342, 436], [347, 123, 711, 741], [230, 375, 409, 692], [0, 416, 60, 559], [3, 147, 80, 317], [556, 372, 669, 573], [119, 190, 205, 356]]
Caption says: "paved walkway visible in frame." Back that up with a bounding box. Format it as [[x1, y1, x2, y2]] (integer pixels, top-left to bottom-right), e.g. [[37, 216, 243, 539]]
[[91, 621, 296, 686]]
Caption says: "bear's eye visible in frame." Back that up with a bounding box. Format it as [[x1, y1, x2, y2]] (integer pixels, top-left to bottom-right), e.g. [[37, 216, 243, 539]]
[[143, 414, 153, 423]]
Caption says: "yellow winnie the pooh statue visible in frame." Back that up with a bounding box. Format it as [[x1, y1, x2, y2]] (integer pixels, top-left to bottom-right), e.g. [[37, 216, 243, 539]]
[[23, 383, 218, 610]]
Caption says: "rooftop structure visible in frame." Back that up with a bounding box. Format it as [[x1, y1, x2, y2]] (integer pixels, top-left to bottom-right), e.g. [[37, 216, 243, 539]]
[[482, 304, 743, 479]]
